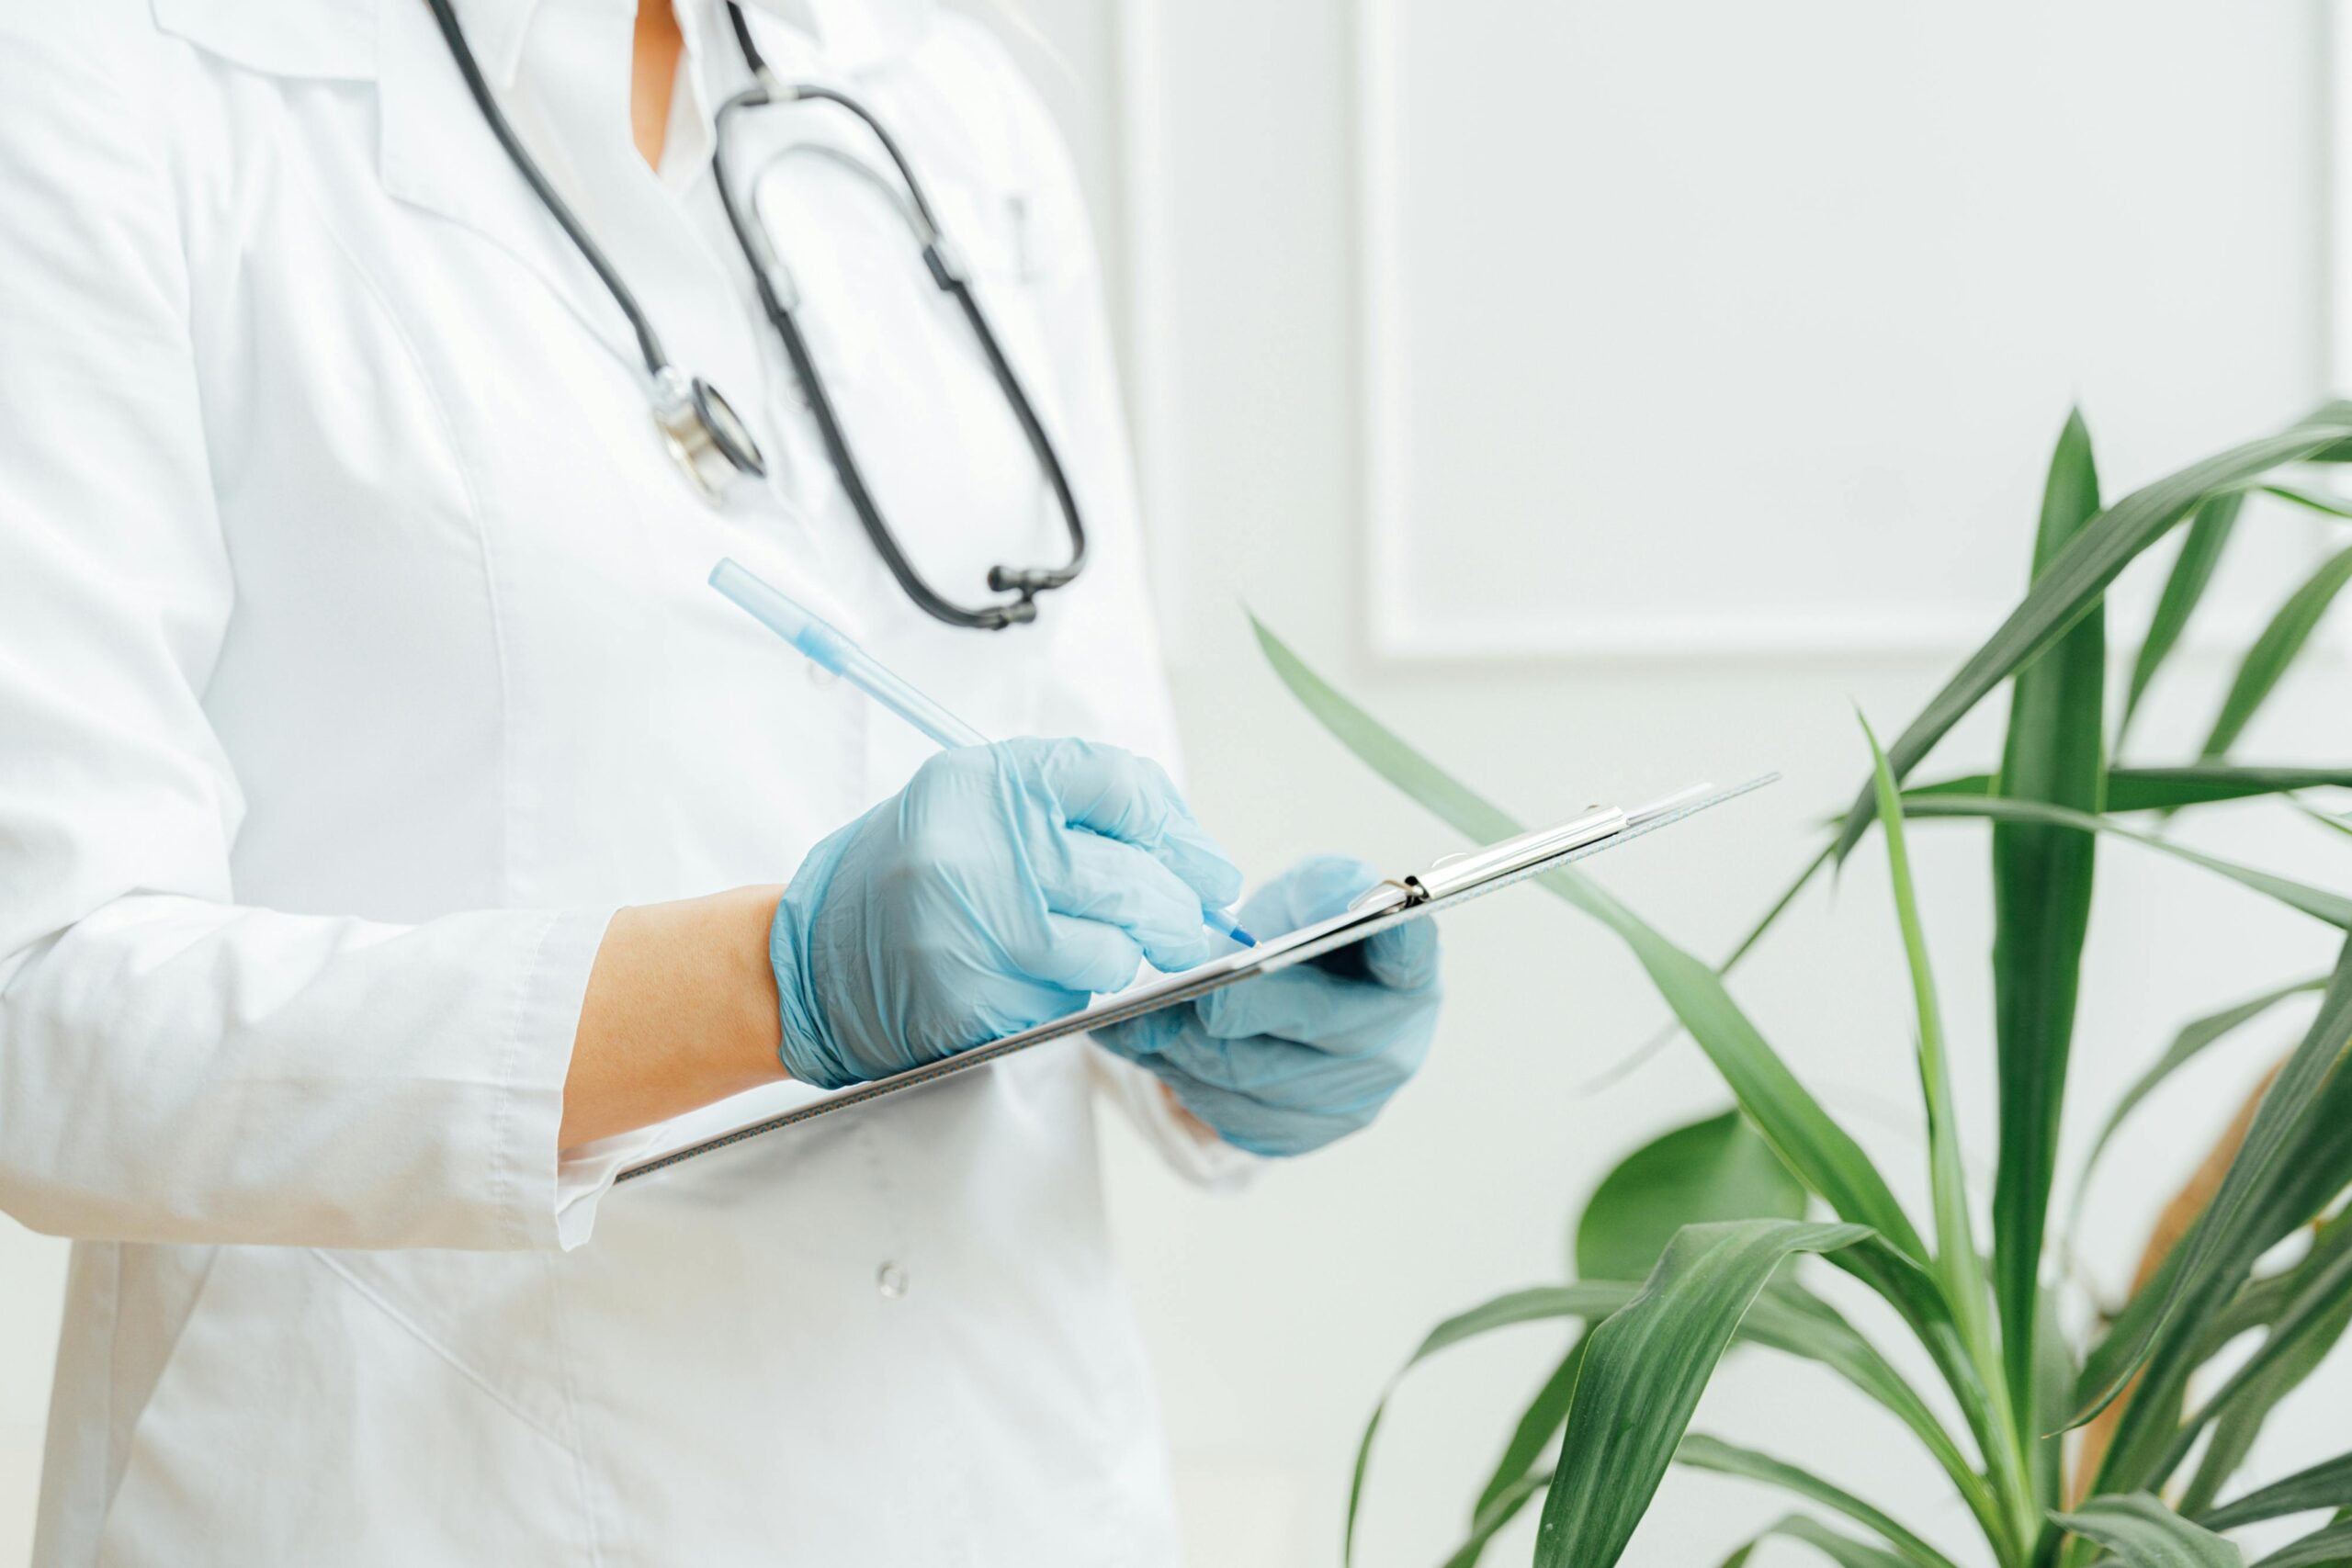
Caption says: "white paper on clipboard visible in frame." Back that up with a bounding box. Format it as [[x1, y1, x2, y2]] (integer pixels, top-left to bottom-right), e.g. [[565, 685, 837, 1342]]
[[616, 773, 1777, 1183]]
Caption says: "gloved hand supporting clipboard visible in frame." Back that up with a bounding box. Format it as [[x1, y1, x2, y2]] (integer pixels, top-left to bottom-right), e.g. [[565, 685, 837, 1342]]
[[616, 773, 1775, 1183]]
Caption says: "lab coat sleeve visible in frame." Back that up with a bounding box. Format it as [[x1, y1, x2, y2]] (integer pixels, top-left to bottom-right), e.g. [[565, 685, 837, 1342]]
[[958, 24, 1260, 1190], [0, 22, 609, 1252]]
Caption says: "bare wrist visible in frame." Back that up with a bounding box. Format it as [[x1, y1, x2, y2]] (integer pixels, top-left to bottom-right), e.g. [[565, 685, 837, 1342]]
[[560, 885, 789, 1150], [721, 884, 789, 1083]]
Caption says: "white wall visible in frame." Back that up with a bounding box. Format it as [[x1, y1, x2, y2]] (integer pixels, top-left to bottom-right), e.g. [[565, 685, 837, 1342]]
[[0, 1224, 61, 1559], [4, 4, 2348, 1565], [1080, 2, 2352, 1565]]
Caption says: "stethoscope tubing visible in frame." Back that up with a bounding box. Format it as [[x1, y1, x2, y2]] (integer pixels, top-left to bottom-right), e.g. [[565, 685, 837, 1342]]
[[711, 76, 1088, 627], [428, 0, 1089, 631], [423, 0, 672, 379]]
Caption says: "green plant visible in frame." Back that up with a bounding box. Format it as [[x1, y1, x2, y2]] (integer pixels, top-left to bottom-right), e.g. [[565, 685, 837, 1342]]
[[1267, 404, 2352, 1567]]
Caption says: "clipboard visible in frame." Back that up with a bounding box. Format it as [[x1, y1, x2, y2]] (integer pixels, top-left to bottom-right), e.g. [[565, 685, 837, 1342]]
[[616, 773, 1776, 1183]]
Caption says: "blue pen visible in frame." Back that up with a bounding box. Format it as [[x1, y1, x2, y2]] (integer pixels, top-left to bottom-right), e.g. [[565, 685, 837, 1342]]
[[710, 558, 1256, 948]]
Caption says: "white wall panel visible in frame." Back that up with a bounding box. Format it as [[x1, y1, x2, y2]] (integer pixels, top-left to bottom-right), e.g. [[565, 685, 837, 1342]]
[[1361, 0, 2327, 656], [0, 1219, 64, 1562]]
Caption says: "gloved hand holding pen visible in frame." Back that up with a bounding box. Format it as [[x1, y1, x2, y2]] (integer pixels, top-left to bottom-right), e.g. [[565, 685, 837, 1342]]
[[721, 561, 1442, 1124], [769, 737, 1244, 1089]]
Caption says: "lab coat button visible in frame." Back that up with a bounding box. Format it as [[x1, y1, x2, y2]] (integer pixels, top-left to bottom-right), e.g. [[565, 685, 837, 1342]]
[[876, 1261, 909, 1298]]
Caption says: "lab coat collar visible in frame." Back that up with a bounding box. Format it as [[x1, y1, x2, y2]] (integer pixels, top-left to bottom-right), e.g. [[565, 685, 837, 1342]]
[[149, 0, 553, 85], [146, 0, 943, 370], [147, 2, 628, 362], [148, 0, 938, 84], [739, 0, 937, 75]]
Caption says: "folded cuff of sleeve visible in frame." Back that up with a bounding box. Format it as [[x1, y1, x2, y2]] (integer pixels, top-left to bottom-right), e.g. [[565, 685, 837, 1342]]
[[496, 906, 622, 1251]]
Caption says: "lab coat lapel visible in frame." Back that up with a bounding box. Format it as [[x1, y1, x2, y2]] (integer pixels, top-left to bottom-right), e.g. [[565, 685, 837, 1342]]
[[740, 0, 938, 74], [375, 0, 646, 374]]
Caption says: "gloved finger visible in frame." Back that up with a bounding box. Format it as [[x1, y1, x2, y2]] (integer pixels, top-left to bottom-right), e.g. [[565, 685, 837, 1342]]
[[1154, 1073, 1365, 1158], [1143, 1029, 1401, 1128], [1024, 914, 1148, 996], [1031, 827, 1227, 975], [1089, 1004, 1189, 1062], [1015, 739, 1244, 909], [960, 981, 1092, 1050], [1238, 853, 1383, 939], [1195, 961, 1439, 1048], [1357, 914, 1441, 992]]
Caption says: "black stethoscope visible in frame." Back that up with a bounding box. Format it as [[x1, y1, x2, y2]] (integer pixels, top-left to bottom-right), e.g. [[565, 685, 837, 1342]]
[[424, 0, 1086, 630]]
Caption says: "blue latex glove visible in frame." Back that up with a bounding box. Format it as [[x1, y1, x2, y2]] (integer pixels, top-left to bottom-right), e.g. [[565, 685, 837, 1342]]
[[771, 738, 1243, 1089], [1095, 854, 1442, 1156]]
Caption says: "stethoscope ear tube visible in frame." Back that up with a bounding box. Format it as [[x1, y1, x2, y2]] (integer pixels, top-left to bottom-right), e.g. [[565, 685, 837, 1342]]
[[711, 64, 1086, 631]]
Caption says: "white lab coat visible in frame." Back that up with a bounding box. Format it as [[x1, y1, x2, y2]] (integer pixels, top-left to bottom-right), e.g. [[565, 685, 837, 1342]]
[[0, 1, 1241, 1561]]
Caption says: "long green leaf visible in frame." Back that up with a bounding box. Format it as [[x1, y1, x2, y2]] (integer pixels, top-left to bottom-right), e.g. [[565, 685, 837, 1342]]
[[1251, 615, 1517, 844], [2170, 1231, 2352, 1498], [1250, 615, 1928, 1264], [1249, 618, 2031, 1545], [2091, 1021, 2352, 1496], [1991, 411, 2106, 1438], [2251, 1520, 2352, 1568], [2201, 545, 2352, 759], [2072, 937, 2352, 1432], [1439, 1469, 1552, 1568], [1869, 718, 2033, 1551], [1765, 1513, 1923, 1568], [2034, 1285, 2078, 1517], [1453, 1110, 1808, 1542], [1834, 400, 2352, 861], [2205, 1453, 2352, 1531], [2121, 491, 2245, 748], [2186, 1285, 2352, 1519], [2053, 1495, 2245, 1567], [1903, 766, 2352, 813], [1430, 1261, 2002, 1568], [1532, 1220, 1871, 1568], [1721, 843, 1835, 971], [1438, 1275, 1997, 1568], [1548, 891, 1930, 1259], [1678, 1434, 1962, 1568], [1578, 845, 1836, 1094], [1717, 1538, 1765, 1568], [2243, 1043, 2352, 1254], [1342, 1282, 1636, 1565], [1866, 719, 2005, 1408], [1739, 1281, 2007, 1545], [1900, 796, 2352, 929], [2258, 483, 2352, 520], [2071, 978, 2328, 1233], [2303, 805, 2352, 840], [2199, 1210, 2352, 1358], [1744, 1283, 1979, 1484], [1448, 1347, 1581, 1568], [1464, 1339, 1582, 1548]]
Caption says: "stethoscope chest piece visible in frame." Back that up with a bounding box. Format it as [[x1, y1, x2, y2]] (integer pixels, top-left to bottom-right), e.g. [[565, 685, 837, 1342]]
[[652, 367, 766, 502]]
